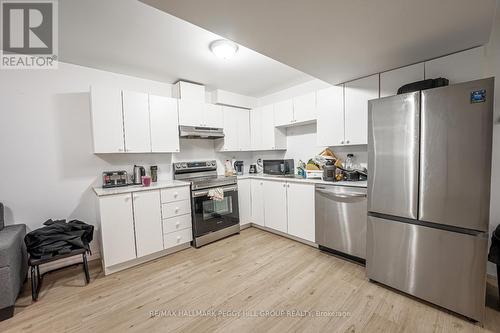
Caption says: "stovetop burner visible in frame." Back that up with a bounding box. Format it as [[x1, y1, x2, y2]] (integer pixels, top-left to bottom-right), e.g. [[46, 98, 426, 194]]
[[173, 160, 237, 190]]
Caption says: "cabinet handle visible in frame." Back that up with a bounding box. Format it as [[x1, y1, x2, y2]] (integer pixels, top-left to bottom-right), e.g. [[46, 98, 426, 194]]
[[177, 236, 181, 242], [175, 207, 179, 213], [346, 140, 350, 144], [118, 148, 124, 152], [340, 141, 344, 144], [176, 221, 180, 227], [173, 192, 178, 198]]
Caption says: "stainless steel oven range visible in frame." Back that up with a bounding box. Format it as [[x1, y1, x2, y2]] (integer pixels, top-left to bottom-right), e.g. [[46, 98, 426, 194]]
[[173, 160, 240, 248]]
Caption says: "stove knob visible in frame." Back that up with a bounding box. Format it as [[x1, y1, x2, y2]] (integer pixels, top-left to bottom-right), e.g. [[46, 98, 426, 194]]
[[211, 161, 216, 166], [182, 163, 187, 169], [206, 161, 211, 167], [174, 164, 180, 169]]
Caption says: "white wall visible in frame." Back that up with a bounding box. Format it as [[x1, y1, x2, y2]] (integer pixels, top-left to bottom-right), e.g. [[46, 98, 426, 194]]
[[0, 62, 251, 240]]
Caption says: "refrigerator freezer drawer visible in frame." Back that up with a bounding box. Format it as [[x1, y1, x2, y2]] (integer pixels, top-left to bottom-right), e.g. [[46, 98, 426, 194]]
[[368, 92, 420, 219], [366, 216, 488, 322]]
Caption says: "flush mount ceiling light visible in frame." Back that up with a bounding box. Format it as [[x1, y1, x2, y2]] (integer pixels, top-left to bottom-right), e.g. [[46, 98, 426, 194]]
[[209, 39, 239, 60]]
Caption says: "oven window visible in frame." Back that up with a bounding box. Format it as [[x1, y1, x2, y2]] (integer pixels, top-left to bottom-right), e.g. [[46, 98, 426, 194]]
[[202, 197, 233, 220]]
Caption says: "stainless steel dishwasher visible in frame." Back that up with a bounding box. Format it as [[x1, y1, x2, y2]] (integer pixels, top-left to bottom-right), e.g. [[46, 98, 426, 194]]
[[315, 184, 367, 262]]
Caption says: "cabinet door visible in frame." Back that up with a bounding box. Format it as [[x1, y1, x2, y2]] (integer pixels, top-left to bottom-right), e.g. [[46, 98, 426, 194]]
[[237, 109, 251, 151], [149, 95, 179, 153], [90, 86, 125, 153], [122, 91, 151, 152], [261, 105, 276, 149], [99, 194, 136, 266], [263, 180, 288, 233], [178, 99, 205, 127], [380, 63, 425, 98], [205, 103, 224, 128], [133, 190, 164, 257], [293, 92, 316, 123], [238, 179, 252, 226], [287, 182, 315, 242], [250, 108, 263, 150], [316, 86, 345, 146], [344, 74, 379, 145], [251, 179, 265, 226], [425, 47, 486, 84], [220, 106, 239, 151], [274, 99, 293, 126]]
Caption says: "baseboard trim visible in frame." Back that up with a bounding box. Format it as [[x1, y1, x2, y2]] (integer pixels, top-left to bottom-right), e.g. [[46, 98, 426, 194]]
[[250, 224, 318, 248]]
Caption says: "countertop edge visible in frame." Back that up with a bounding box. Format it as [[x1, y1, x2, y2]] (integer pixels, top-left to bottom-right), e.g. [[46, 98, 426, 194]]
[[93, 181, 191, 197], [236, 174, 367, 188]]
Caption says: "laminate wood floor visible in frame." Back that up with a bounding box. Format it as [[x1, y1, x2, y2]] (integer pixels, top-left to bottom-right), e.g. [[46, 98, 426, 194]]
[[1, 227, 499, 333]]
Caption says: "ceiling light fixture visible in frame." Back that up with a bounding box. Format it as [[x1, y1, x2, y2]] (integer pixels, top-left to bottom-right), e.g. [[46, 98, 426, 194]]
[[209, 39, 239, 60]]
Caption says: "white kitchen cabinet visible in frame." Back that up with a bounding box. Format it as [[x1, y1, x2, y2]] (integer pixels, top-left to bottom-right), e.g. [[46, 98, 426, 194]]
[[274, 99, 294, 126], [263, 180, 288, 233], [178, 99, 205, 127], [122, 91, 151, 153], [172, 81, 205, 101], [90, 86, 125, 153], [99, 194, 136, 267], [287, 182, 315, 242], [132, 190, 164, 257], [316, 86, 345, 147], [250, 107, 263, 150], [251, 179, 265, 226], [204, 103, 224, 128], [238, 179, 252, 226], [216, 106, 251, 151], [425, 47, 486, 84], [250, 105, 286, 151], [293, 92, 316, 123], [380, 63, 425, 98], [344, 74, 379, 145], [149, 95, 180, 153]]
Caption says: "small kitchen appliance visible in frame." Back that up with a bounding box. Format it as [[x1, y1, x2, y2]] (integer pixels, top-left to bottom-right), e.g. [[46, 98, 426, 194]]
[[233, 161, 244, 175], [133, 165, 145, 185], [249, 164, 257, 174], [263, 159, 294, 175], [322, 161, 336, 181], [102, 171, 128, 188]]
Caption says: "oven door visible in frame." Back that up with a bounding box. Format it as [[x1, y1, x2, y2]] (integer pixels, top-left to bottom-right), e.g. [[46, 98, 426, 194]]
[[192, 185, 239, 237]]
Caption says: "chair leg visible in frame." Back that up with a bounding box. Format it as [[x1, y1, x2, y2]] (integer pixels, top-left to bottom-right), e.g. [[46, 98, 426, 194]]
[[83, 253, 90, 284], [30, 266, 37, 301]]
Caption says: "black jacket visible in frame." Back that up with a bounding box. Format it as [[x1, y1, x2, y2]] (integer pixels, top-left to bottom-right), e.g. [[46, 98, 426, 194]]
[[489, 225, 500, 265], [24, 219, 94, 259]]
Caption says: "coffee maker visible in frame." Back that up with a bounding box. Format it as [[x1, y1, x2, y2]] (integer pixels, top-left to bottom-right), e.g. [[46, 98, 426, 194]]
[[133, 165, 145, 185], [233, 161, 244, 175]]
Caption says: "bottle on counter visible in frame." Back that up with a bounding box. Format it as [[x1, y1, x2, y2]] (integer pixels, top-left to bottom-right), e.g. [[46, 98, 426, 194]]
[[150, 166, 158, 182], [344, 154, 354, 170]]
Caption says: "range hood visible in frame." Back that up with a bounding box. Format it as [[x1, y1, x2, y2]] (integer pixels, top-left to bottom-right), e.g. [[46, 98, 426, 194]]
[[179, 125, 225, 139]]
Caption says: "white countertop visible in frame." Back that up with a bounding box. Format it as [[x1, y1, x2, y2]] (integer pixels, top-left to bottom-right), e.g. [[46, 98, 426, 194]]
[[93, 180, 190, 197], [237, 174, 367, 188]]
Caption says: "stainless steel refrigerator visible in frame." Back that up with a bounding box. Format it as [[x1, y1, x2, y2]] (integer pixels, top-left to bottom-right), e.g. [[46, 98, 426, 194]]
[[366, 78, 494, 322]]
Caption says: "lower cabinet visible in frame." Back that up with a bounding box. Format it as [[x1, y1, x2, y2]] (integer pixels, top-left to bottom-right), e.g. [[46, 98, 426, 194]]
[[246, 178, 315, 242], [287, 182, 315, 242], [97, 185, 192, 275], [238, 179, 252, 226], [250, 179, 265, 226], [263, 180, 288, 233], [99, 193, 137, 267], [132, 190, 163, 257]]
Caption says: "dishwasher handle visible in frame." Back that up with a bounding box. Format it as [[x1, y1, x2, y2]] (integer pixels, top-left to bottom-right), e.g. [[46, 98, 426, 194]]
[[316, 188, 367, 199]]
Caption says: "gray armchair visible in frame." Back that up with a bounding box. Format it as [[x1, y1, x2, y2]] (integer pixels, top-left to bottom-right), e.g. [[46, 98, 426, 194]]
[[0, 203, 28, 321]]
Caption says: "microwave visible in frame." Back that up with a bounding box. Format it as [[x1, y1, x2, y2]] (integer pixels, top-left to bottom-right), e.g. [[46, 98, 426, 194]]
[[263, 159, 294, 175]]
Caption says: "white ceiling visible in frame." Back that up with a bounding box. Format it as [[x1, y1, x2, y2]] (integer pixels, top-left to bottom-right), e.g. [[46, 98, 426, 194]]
[[141, 0, 498, 85], [58, 0, 313, 97]]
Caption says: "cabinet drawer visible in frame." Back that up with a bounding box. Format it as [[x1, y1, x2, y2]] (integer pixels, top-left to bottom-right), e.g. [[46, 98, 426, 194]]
[[163, 214, 192, 234], [161, 200, 191, 218], [164, 228, 193, 249], [161, 186, 190, 203]]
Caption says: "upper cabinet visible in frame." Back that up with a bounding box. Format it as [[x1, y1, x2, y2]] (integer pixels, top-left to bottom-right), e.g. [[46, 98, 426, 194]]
[[173, 81, 223, 128], [293, 92, 316, 123], [273, 92, 317, 127], [122, 91, 151, 153], [344, 74, 379, 145], [425, 47, 487, 84], [273, 99, 294, 126], [251, 105, 286, 151], [316, 85, 344, 147], [216, 106, 250, 152], [149, 95, 180, 153], [90, 86, 180, 154], [90, 86, 125, 153], [380, 63, 425, 98]]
